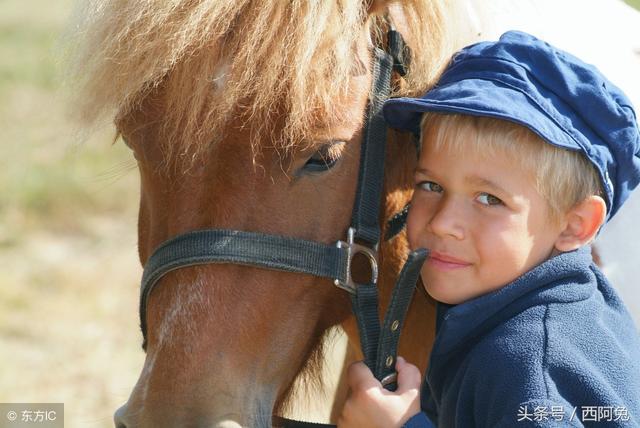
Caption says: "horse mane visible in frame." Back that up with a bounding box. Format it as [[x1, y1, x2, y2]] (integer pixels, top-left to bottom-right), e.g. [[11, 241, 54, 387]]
[[67, 0, 451, 164]]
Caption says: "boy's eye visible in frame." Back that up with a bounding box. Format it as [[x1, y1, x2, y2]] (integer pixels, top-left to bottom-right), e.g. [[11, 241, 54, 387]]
[[476, 192, 503, 206], [417, 181, 443, 193]]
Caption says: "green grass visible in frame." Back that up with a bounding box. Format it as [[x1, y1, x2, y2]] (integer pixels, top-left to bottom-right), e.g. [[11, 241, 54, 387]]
[[0, 4, 145, 427], [0, 0, 140, 242], [0, 0, 74, 92], [0, 22, 60, 91], [625, 0, 640, 10]]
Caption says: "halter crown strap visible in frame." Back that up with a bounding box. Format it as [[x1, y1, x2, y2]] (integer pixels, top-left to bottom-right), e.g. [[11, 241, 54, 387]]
[[349, 46, 391, 247]]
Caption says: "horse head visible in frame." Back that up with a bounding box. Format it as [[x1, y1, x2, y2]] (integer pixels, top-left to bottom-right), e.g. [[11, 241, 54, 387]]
[[70, 1, 453, 426]]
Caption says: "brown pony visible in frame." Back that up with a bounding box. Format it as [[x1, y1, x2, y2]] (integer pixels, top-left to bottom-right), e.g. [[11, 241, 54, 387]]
[[69, 1, 462, 426]]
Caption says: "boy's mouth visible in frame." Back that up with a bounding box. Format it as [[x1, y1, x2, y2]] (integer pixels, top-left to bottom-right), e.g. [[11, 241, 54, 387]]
[[427, 251, 472, 271]]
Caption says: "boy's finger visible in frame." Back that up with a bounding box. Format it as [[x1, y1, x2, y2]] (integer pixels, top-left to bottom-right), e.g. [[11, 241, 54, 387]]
[[346, 361, 381, 391], [395, 356, 422, 394]]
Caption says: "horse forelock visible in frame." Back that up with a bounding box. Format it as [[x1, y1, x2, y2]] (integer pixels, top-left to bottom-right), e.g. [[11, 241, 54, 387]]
[[69, 0, 451, 167]]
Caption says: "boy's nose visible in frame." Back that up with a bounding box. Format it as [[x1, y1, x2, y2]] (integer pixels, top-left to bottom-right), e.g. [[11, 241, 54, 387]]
[[428, 197, 465, 240]]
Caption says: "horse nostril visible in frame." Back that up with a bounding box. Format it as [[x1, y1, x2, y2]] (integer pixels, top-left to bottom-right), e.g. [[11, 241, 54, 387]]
[[114, 403, 129, 428]]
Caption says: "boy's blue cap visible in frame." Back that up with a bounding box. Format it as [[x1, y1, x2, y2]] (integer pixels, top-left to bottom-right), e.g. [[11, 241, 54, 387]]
[[383, 30, 640, 220]]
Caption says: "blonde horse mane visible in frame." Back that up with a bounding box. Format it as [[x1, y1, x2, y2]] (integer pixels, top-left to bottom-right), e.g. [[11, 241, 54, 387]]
[[68, 0, 451, 163]]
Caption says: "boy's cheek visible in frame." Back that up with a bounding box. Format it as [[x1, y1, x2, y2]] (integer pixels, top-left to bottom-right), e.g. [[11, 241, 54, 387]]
[[405, 220, 416, 250]]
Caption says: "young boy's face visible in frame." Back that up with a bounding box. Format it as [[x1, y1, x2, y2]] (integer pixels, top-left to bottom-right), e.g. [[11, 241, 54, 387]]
[[407, 137, 565, 305]]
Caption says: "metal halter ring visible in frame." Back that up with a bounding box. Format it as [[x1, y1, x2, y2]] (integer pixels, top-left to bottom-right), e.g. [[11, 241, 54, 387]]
[[334, 227, 379, 294]]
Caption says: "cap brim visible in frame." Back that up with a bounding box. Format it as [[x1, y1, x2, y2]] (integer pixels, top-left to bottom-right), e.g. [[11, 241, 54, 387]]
[[383, 79, 584, 155]]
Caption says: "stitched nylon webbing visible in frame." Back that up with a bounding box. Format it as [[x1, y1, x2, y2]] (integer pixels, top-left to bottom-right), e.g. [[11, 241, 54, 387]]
[[273, 416, 334, 428], [374, 248, 428, 387], [139, 230, 349, 338], [349, 47, 393, 247], [350, 283, 381, 370]]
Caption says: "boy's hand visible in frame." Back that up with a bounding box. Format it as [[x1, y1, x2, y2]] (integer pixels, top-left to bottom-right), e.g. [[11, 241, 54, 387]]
[[338, 356, 422, 428]]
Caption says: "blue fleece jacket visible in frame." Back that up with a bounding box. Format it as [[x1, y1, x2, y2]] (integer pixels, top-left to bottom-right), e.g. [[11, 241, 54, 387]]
[[402, 247, 640, 427]]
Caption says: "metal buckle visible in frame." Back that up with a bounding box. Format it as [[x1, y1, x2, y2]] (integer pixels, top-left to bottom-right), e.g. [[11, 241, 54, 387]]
[[380, 372, 398, 388], [334, 227, 379, 294]]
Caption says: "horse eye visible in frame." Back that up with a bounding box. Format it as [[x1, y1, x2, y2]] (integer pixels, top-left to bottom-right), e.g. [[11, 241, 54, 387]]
[[301, 141, 345, 173]]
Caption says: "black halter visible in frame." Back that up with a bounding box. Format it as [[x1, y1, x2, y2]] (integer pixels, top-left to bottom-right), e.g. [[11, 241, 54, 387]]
[[138, 28, 426, 427]]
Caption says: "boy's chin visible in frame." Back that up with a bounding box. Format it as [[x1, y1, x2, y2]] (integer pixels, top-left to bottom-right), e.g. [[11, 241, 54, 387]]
[[550, 247, 564, 258], [424, 283, 466, 305]]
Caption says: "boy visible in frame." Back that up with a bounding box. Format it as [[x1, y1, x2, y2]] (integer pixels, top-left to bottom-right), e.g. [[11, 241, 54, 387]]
[[338, 31, 640, 427]]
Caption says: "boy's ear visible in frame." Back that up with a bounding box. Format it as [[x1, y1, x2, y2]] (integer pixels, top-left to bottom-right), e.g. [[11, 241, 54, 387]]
[[554, 196, 607, 252]]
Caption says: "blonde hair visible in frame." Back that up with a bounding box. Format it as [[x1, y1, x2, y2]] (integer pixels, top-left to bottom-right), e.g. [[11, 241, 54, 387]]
[[420, 113, 603, 222], [66, 0, 451, 163]]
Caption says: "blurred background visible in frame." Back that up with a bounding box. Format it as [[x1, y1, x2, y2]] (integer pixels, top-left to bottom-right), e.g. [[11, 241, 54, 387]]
[[1, 1, 639, 427], [1, 1, 143, 427]]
